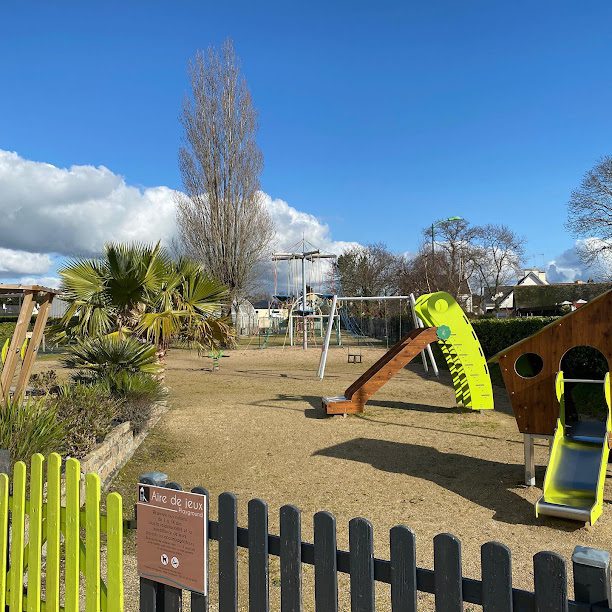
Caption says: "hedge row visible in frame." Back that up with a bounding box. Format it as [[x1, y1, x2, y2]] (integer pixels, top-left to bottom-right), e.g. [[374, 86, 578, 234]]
[[0, 322, 16, 346], [471, 317, 559, 359]]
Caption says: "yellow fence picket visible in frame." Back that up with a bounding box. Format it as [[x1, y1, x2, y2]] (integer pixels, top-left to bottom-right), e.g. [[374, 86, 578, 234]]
[[85, 473, 102, 612], [9, 461, 27, 611], [106, 492, 124, 611], [0, 473, 9, 610], [45, 453, 62, 612], [27, 454, 44, 612], [65, 458, 81, 611]]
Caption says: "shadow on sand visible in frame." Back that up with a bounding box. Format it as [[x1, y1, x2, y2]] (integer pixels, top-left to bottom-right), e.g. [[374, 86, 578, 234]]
[[313, 437, 580, 530]]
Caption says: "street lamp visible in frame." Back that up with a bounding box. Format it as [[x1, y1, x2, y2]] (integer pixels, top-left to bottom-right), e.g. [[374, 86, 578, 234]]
[[431, 216, 463, 260]]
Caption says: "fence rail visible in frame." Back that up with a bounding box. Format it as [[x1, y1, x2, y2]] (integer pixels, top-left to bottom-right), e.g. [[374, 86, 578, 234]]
[[137, 481, 612, 612]]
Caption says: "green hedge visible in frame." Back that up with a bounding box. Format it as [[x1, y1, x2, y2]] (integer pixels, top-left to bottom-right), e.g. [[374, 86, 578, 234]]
[[471, 317, 558, 359], [0, 322, 16, 346]]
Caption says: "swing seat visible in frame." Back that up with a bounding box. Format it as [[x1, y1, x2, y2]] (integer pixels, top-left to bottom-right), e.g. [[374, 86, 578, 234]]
[[347, 353, 362, 364]]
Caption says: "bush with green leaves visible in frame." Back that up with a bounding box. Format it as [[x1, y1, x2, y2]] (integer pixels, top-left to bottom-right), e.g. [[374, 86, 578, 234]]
[[29, 369, 60, 394], [0, 397, 66, 465], [50, 384, 119, 457]]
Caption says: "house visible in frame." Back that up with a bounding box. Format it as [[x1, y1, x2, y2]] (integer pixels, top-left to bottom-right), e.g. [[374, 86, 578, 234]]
[[482, 269, 549, 315], [252, 299, 288, 331]]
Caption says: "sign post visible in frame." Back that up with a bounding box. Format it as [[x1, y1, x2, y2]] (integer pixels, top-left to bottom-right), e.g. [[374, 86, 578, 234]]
[[137, 484, 208, 595]]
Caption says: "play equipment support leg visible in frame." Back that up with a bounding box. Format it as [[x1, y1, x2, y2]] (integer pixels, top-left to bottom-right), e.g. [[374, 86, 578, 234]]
[[524, 434, 536, 486]]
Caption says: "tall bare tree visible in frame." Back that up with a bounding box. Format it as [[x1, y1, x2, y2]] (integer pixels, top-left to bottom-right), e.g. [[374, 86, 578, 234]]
[[177, 39, 275, 305], [566, 156, 612, 278], [472, 224, 526, 311]]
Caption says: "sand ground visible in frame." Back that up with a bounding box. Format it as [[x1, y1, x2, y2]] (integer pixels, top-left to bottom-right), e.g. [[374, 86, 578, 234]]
[[41, 346, 612, 610]]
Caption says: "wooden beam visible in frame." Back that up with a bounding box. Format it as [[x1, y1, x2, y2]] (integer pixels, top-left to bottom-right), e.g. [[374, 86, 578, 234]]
[[13, 293, 54, 401], [0, 291, 35, 402]]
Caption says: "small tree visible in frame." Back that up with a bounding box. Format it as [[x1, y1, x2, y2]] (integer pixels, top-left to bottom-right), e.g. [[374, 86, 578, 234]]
[[473, 224, 526, 311], [567, 156, 612, 278], [177, 39, 275, 305]]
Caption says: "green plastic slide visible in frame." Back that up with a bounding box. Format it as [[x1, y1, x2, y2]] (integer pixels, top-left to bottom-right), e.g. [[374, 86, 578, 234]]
[[414, 291, 493, 410], [536, 372, 611, 525]]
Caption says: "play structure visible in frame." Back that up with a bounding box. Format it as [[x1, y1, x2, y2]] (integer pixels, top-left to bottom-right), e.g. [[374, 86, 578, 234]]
[[322, 291, 494, 414], [0, 284, 58, 403], [491, 288, 612, 525]]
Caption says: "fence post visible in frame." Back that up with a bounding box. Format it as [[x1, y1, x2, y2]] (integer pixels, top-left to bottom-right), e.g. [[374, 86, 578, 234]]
[[572, 546, 611, 608]]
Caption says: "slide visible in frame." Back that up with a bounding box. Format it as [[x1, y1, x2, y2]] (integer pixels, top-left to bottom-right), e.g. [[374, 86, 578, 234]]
[[323, 292, 493, 415], [536, 372, 611, 525]]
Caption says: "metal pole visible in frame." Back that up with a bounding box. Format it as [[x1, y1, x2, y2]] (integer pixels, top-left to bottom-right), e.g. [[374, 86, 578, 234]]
[[317, 294, 337, 379], [302, 252, 307, 350]]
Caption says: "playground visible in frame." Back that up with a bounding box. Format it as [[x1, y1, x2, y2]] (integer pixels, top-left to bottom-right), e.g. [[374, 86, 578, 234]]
[[103, 343, 612, 609]]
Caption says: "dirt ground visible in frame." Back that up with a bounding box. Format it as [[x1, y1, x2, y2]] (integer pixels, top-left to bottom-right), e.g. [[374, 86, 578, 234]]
[[99, 346, 612, 610]]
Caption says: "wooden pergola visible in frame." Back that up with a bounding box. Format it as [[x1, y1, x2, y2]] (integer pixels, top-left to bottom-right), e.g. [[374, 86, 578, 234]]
[[0, 284, 59, 403]]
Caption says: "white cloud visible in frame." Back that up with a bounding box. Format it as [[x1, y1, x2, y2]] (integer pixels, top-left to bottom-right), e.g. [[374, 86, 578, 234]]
[[0, 248, 52, 277], [0, 150, 177, 257], [17, 276, 62, 289], [546, 238, 612, 282], [0, 150, 358, 288]]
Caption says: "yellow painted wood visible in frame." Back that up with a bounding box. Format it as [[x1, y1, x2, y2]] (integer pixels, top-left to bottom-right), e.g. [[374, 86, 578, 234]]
[[9, 461, 27, 611], [0, 473, 9, 610], [85, 473, 102, 612], [64, 458, 81, 612], [45, 453, 61, 612], [106, 493, 124, 611], [27, 454, 44, 612]]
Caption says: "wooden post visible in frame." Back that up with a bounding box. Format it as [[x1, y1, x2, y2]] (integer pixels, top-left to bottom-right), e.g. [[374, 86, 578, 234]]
[[13, 293, 54, 401], [0, 290, 34, 402]]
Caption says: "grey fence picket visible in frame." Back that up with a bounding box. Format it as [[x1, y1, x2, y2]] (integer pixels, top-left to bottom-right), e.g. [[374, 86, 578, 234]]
[[390, 525, 417, 612], [534, 552, 568, 612], [313, 511, 338, 612], [349, 518, 375, 612], [162, 482, 183, 611], [219, 492, 238, 612], [434, 533, 463, 612], [280, 505, 302, 612], [248, 499, 269, 612], [140, 577, 161, 612], [191, 486, 210, 612], [481, 542, 512, 612]]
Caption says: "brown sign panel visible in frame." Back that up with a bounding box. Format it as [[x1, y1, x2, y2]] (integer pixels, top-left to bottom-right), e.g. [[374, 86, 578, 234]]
[[137, 484, 208, 594]]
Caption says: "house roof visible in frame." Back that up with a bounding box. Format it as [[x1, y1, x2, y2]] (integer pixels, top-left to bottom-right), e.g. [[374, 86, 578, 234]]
[[489, 287, 612, 362], [513, 283, 612, 310], [252, 300, 270, 309]]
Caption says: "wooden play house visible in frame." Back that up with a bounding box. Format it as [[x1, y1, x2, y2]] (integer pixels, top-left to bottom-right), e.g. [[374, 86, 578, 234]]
[[0, 284, 58, 403], [491, 288, 612, 437]]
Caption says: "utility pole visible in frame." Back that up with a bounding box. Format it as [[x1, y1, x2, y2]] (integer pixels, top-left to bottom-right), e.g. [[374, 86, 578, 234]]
[[272, 240, 336, 349]]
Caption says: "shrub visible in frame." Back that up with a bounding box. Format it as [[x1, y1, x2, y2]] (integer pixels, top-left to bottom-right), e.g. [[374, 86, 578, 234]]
[[51, 384, 119, 458], [29, 369, 60, 394], [100, 371, 166, 433], [0, 397, 66, 465], [62, 335, 161, 377]]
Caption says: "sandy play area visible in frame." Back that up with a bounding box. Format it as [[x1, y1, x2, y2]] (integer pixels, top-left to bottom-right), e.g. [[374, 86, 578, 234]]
[[105, 345, 612, 610]]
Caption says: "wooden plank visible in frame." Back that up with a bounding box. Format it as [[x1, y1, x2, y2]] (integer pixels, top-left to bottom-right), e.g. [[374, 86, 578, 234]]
[[13, 294, 53, 400], [191, 486, 209, 612], [313, 511, 338, 612], [65, 458, 81, 612], [433, 533, 463, 612], [534, 552, 568, 612], [107, 492, 124, 611], [86, 473, 102, 612], [481, 542, 512, 612], [349, 518, 375, 612], [0, 473, 9, 612], [390, 525, 417, 612], [280, 505, 302, 612], [218, 492, 238, 612], [46, 453, 62, 612], [27, 454, 44, 612], [0, 290, 34, 401], [9, 461, 27, 611], [248, 498, 269, 612]]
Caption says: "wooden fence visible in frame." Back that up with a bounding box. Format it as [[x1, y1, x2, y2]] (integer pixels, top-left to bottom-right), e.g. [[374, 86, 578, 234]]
[[0, 453, 124, 611], [138, 482, 612, 612]]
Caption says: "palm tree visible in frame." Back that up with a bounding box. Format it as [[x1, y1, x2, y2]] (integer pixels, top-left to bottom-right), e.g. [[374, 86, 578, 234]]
[[56, 242, 233, 353]]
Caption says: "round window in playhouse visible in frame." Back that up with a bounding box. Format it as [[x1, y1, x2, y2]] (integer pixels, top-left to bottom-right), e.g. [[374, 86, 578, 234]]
[[514, 352, 544, 379]]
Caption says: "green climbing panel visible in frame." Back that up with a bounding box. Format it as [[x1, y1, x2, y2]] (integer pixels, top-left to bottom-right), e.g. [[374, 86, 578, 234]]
[[414, 291, 493, 410]]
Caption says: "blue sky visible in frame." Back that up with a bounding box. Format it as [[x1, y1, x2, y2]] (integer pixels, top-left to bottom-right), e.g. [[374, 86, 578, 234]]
[[1, 1, 611, 284]]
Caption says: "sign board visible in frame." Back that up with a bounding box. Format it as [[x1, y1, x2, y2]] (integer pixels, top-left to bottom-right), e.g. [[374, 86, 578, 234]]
[[137, 484, 208, 594]]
